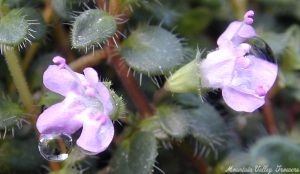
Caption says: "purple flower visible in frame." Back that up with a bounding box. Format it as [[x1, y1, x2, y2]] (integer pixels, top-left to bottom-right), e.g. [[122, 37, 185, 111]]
[[200, 10, 278, 112], [36, 56, 114, 154]]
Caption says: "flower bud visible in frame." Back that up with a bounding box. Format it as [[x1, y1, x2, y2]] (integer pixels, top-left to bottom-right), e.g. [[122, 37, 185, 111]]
[[164, 51, 201, 93]]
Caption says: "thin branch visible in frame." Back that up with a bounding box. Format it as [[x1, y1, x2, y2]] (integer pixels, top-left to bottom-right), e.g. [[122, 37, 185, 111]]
[[69, 50, 107, 72], [262, 100, 278, 134], [262, 85, 279, 135], [107, 54, 154, 118]]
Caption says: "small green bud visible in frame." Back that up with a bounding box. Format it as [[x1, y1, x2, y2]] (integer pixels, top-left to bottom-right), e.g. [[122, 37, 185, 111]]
[[164, 50, 201, 93], [102, 81, 126, 120], [110, 90, 126, 121]]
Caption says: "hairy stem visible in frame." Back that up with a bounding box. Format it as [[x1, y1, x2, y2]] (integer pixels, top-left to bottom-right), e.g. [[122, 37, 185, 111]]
[[102, 0, 153, 118], [4, 49, 35, 113], [108, 54, 154, 118]]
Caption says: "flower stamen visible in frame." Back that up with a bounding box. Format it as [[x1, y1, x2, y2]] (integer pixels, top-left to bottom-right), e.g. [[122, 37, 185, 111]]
[[232, 10, 255, 43], [243, 10, 255, 25]]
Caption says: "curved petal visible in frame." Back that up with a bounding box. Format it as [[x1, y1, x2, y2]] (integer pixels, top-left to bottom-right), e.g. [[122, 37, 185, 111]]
[[222, 87, 264, 112], [200, 49, 236, 88], [231, 55, 278, 96], [43, 65, 82, 96], [76, 115, 114, 154], [36, 101, 84, 134], [83, 68, 99, 85], [217, 21, 256, 47]]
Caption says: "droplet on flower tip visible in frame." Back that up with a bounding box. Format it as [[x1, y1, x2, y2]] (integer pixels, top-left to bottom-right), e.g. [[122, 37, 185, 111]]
[[245, 37, 276, 64], [38, 133, 73, 162]]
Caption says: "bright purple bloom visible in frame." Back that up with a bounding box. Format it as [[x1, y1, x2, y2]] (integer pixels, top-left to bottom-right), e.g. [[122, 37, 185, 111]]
[[36, 56, 114, 154], [200, 10, 278, 112]]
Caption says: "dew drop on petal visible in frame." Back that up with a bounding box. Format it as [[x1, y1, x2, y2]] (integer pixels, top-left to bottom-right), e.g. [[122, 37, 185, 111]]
[[245, 36, 276, 64], [38, 133, 73, 161]]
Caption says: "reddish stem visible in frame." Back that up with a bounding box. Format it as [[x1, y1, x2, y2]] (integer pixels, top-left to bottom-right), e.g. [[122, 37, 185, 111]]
[[287, 102, 300, 130], [262, 100, 278, 135], [107, 54, 154, 118], [98, 0, 153, 118]]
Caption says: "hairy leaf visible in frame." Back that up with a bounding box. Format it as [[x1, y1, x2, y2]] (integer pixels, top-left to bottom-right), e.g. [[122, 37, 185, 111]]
[[250, 136, 300, 168], [121, 25, 185, 75], [71, 9, 117, 50], [110, 131, 157, 174], [0, 9, 28, 48]]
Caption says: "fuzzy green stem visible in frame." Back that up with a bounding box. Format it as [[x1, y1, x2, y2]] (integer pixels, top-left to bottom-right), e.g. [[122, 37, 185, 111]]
[[4, 48, 35, 113]]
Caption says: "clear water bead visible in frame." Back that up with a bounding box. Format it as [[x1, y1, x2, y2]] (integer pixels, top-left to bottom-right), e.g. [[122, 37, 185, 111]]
[[245, 36, 276, 64], [38, 133, 72, 162]]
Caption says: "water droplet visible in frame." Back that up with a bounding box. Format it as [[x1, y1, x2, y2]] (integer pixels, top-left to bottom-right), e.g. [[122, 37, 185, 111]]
[[38, 133, 73, 161], [245, 37, 276, 63]]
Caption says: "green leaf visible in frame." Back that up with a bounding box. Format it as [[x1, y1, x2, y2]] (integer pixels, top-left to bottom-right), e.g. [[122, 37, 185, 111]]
[[139, 104, 189, 140], [0, 8, 41, 53], [110, 131, 158, 174], [20, 8, 47, 41], [173, 93, 204, 108], [187, 104, 228, 157], [71, 9, 117, 50], [121, 25, 185, 75], [175, 94, 228, 158], [0, 9, 29, 51], [0, 134, 44, 173], [139, 116, 169, 140], [214, 152, 252, 174], [250, 136, 300, 169], [0, 95, 25, 136], [157, 105, 189, 139]]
